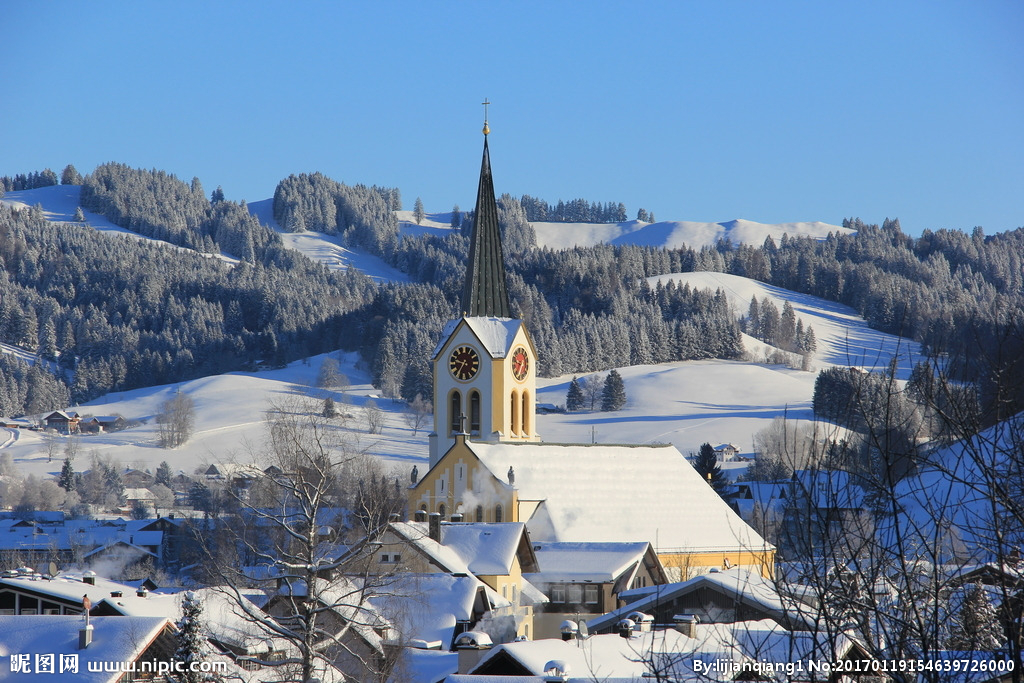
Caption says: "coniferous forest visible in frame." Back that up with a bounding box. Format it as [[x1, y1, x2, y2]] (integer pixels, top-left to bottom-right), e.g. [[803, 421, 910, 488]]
[[1, 164, 1022, 428]]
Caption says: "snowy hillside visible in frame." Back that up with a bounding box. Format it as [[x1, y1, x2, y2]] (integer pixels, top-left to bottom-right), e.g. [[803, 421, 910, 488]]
[[531, 217, 851, 250], [2, 273, 918, 487]]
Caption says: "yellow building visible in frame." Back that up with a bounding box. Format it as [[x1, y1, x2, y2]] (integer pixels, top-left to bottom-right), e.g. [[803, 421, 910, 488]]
[[411, 120, 774, 579]]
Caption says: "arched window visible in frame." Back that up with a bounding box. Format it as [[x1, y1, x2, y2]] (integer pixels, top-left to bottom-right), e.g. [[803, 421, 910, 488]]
[[476, 505, 484, 522], [469, 390, 481, 434], [438, 503, 446, 519], [521, 391, 530, 435], [495, 504, 503, 523], [510, 391, 519, 435], [450, 391, 462, 434]]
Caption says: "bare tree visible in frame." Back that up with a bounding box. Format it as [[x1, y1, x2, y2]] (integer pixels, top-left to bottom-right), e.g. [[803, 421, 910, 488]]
[[403, 394, 432, 436], [193, 398, 404, 682], [157, 391, 195, 448], [363, 399, 384, 435]]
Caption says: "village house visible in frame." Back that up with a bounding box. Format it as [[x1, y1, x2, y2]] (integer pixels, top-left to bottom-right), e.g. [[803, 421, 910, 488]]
[[524, 540, 668, 638], [358, 516, 543, 642], [42, 410, 80, 434]]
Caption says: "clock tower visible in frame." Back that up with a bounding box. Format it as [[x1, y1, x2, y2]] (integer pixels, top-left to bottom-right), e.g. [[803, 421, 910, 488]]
[[428, 114, 539, 468]]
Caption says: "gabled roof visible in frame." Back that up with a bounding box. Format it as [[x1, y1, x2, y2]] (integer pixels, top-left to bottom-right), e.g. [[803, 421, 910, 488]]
[[525, 541, 662, 585], [432, 316, 523, 360], [0, 615, 173, 682], [388, 521, 539, 575], [367, 573, 499, 648], [469, 620, 862, 681], [465, 441, 771, 554], [588, 567, 813, 633]]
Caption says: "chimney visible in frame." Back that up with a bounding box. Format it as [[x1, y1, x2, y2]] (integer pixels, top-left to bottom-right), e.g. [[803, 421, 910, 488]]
[[450, 512, 464, 523], [414, 509, 427, 523], [388, 513, 400, 523], [559, 619, 579, 641], [82, 571, 96, 586], [428, 512, 441, 542], [454, 631, 493, 674], [136, 588, 148, 598], [543, 660, 571, 682], [627, 611, 654, 633], [79, 624, 93, 649], [616, 618, 635, 639], [673, 614, 699, 638]]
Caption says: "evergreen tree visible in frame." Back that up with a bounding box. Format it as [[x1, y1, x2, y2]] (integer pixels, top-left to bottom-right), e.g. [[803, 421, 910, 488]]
[[413, 197, 425, 225], [692, 442, 728, 496], [322, 396, 338, 418], [155, 461, 173, 487], [601, 369, 627, 411], [173, 591, 209, 683], [74, 206, 85, 222], [948, 582, 1004, 651], [450, 204, 461, 228], [210, 186, 225, 203], [58, 457, 76, 492], [565, 376, 584, 412], [60, 164, 82, 185]]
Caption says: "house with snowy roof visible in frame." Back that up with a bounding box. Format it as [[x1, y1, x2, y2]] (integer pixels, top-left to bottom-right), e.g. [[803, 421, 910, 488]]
[[453, 618, 878, 682], [0, 615, 177, 682], [587, 566, 814, 634], [524, 540, 668, 638], [408, 123, 774, 581], [357, 518, 543, 642]]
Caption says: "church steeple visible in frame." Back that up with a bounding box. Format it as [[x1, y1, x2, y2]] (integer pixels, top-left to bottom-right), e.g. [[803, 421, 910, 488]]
[[461, 114, 511, 319]]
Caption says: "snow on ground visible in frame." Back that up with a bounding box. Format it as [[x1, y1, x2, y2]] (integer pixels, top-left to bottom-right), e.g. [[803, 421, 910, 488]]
[[1, 273, 915, 484], [648, 271, 922, 378], [532, 217, 851, 250], [247, 199, 410, 283]]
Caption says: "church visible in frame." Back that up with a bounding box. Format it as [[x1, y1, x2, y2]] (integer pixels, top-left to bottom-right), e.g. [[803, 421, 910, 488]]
[[408, 115, 775, 579]]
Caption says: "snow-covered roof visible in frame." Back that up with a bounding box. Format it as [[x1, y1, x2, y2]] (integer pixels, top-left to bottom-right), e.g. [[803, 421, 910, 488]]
[[588, 567, 810, 632], [432, 316, 521, 359], [367, 573, 491, 647], [470, 620, 859, 681], [0, 615, 171, 682], [0, 572, 157, 607], [389, 521, 533, 576], [525, 541, 652, 584], [466, 441, 771, 554]]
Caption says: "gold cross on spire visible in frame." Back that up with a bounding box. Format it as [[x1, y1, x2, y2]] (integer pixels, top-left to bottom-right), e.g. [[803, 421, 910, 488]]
[[482, 98, 490, 136]]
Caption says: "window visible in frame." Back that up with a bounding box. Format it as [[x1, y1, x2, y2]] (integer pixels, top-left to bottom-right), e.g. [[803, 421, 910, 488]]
[[551, 585, 566, 603], [584, 585, 599, 605], [510, 391, 519, 435], [450, 392, 462, 434], [476, 505, 484, 522], [438, 503, 446, 519], [495, 504, 503, 523], [521, 391, 529, 435], [511, 585, 518, 605], [469, 390, 481, 434], [567, 585, 583, 604]]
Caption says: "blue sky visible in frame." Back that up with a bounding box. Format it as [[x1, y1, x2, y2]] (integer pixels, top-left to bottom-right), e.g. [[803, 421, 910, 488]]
[[2, 1, 1021, 235]]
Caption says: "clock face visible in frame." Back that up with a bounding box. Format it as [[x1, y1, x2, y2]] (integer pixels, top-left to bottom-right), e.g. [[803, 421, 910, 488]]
[[511, 346, 529, 381], [449, 345, 481, 381]]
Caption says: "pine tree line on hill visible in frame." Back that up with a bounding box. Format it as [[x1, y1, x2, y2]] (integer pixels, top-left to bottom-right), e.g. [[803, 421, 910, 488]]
[[0, 200, 374, 414], [518, 194, 628, 223]]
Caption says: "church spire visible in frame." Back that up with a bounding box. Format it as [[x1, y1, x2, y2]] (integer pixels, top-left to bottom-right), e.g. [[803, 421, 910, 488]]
[[461, 105, 511, 318]]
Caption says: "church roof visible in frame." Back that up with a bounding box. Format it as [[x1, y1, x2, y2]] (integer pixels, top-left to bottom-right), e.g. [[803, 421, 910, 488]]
[[432, 316, 522, 360], [461, 136, 511, 318], [464, 441, 772, 555]]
